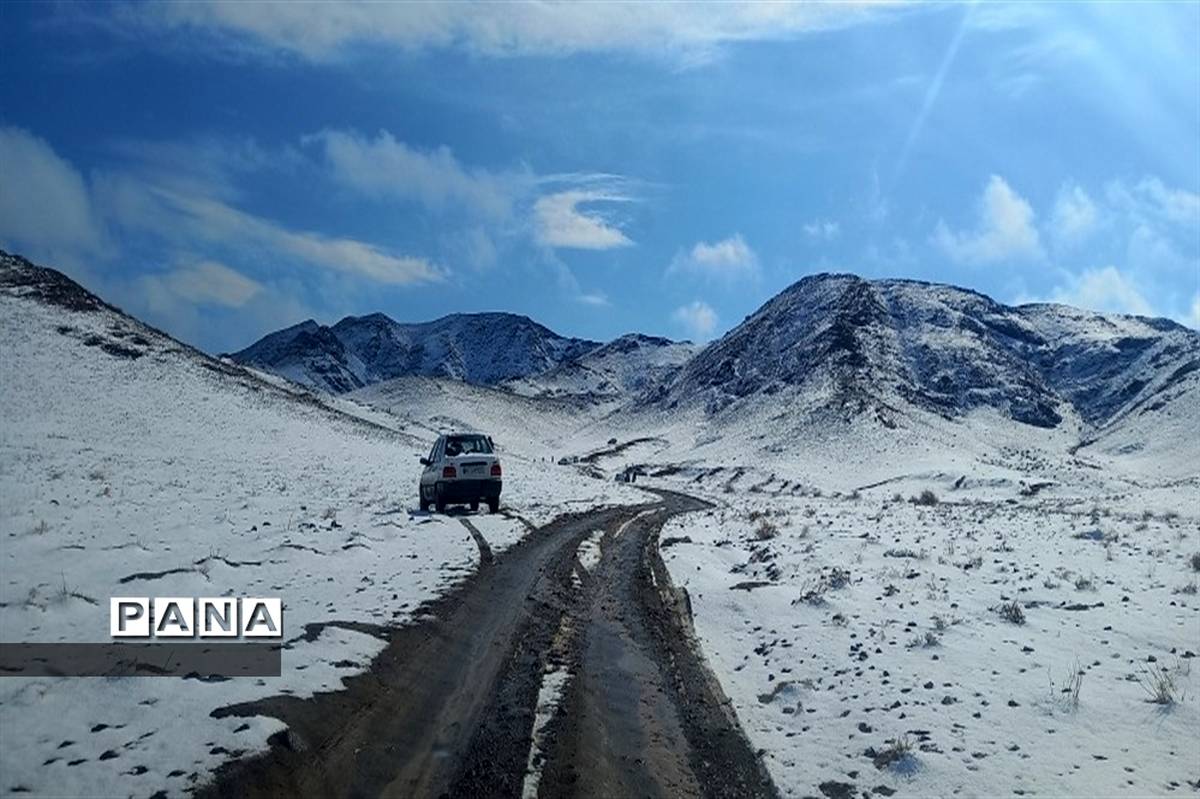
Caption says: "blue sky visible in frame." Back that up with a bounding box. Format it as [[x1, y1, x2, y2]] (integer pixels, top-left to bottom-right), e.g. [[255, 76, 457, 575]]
[[1, 2, 1197, 352]]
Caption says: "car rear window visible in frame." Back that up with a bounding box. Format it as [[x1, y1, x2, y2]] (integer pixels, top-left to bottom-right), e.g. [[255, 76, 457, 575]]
[[444, 435, 493, 456]]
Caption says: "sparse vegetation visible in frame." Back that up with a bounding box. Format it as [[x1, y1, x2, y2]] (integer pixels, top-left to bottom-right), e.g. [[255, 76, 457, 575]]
[[997, 600, 1026, 625], [754, 518, 779, 540], [1138, 659, 1189, 705], [1190, 552, 1200, 572], [794, 566, 851, 605], [870, 734, 915, 770], [911, 489, 939, 506], [908, 630, 941, 648], [1048, 660, 1085, 710], [52, 573, 97, 606]]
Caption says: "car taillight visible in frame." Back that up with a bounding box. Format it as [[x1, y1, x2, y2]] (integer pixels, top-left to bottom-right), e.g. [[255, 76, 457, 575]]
[[442, 466, 456, 478], [490, 463, 502, 477]]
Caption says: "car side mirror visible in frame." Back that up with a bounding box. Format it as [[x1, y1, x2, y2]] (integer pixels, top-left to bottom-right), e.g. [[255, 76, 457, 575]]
[[419, 457, 430, 466]]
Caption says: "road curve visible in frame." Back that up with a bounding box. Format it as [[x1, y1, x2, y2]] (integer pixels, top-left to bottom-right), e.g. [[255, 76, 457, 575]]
[[201, 490, 776, 799]]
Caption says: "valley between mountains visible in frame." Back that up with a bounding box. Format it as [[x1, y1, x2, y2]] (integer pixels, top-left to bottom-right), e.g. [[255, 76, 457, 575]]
[[1, 249, 1197, 798]]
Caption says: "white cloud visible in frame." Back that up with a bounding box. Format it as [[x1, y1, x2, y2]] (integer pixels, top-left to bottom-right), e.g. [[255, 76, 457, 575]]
[[1049, 182, 1097, 247], [1106, 176, 1200, 228], [123, 2, 893, 65], [672, 300, 718, 340], [803, 219, 841, 241], [307, 129, 514, 217], [668, 234, 759, 281], [96, 176, 443, 286], [533, 189, 634, 250], [0, 126, 108, 262], [1044, 266, 1154, 317], [1134, 177, 1200, 225], [933, 175, 1044, 265], [577, 291, 610, 307], [143, 260, 264, 308]]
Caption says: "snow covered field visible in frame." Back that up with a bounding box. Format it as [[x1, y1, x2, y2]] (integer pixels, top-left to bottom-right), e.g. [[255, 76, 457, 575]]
[[0, 265, 641, 797], [658, 481, 1200, 798]]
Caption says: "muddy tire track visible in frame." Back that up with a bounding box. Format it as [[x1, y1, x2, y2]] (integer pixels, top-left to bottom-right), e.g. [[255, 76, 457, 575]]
[[199, 491, 775, 799]]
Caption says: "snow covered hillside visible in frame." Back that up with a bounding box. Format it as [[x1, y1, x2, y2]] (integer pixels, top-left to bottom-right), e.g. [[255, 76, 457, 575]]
[[0, 252, 641, 797], [228, 310, 599, 393], [502, 333, 697, 404], [653, 479, 1200, 799], [656, 274, 1199, 434]]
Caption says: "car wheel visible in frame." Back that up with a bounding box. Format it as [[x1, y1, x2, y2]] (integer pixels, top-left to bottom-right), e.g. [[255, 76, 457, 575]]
[[487, 498, 499, 514], [470, 500, 479, 512]]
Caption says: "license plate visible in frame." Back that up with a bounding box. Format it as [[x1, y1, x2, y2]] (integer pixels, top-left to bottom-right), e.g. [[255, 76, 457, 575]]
[[462, 464, 485, 476]]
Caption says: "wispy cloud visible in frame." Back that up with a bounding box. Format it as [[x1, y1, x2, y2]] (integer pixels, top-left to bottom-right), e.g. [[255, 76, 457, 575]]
[[803, 220, 841, 241], [1033, 266, 1154, 317], [671, 300, 718, 340], [306, 129, 516, 218], [893, 3, 972, 183], [138, 260, 262, 308], [106, 1, 897, 66], [668, 234, 759, 281], [0, 126, 110, 265], [1049, 182, 1098, 249], [577, 291, 610, 307], [110, 178, 441, 284], [932, 175, 1043, 265], [533, 188, 635, 251]]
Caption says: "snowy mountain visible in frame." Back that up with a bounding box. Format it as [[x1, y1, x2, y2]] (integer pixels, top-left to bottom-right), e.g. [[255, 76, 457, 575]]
[[502, 333, 697, 403], [655, 273, 1200, 436], [229, 311, 600, 393]]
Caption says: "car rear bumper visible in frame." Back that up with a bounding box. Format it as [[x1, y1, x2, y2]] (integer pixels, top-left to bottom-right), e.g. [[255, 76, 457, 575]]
[[437, 479, 502, 502]]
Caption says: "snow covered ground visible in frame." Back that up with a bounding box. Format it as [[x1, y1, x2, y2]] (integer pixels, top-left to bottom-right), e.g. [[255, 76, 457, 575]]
[[0, 269, 641, 798], [657, 480, 1200, 798]]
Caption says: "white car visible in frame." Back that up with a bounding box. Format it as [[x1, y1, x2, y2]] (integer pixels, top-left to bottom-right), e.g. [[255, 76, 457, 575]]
[[418, 432, 503, 513]]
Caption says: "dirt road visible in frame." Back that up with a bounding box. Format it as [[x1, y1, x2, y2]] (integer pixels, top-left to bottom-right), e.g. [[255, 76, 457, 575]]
[[203, 490, 776, 799]]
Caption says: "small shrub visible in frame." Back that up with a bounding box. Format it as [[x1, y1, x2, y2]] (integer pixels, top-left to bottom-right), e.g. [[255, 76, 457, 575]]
[[911, 490, 938, 506], [1190, 552, 1200, 573], [997, 600, 1026, 625], [870, 734, 915, 770], [908, 630, 941, 648], [1074, 575, 1096, 591], [794, 567, 852, 606], [754, 519, 780, 541], [1173, 581, 1197, 596], [1138, 659, 1188, 705], [1050, 659, 1085, 710]]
